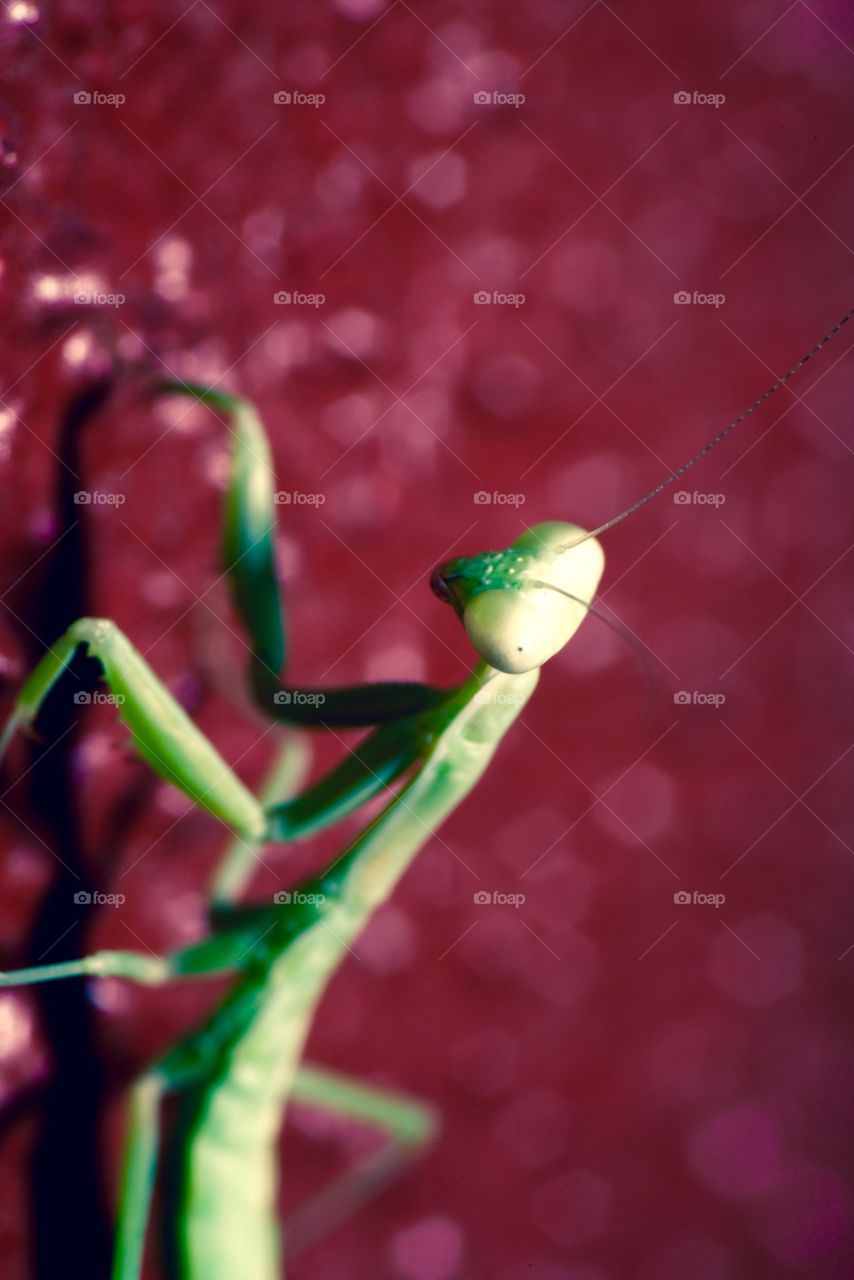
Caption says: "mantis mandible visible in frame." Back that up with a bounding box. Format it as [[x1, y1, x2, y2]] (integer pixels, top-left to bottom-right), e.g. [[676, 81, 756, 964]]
[[0, 309, 850, 1280]]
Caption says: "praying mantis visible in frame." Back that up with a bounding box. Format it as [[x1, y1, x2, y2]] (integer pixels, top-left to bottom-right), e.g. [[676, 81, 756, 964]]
[[0, 309, 850, 1280]]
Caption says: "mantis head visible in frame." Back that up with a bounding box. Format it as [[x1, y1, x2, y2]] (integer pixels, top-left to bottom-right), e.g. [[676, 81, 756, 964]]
[[431, 522, 605, 674], [429, 311, 854, 674]]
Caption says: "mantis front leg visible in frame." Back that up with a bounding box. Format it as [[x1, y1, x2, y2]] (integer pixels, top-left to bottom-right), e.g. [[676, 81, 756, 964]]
[[0, 713, 429, 991], [160, 381, 447, 727], [213, 715, 424, 904], [1, 617, 266, 839], [1, 617, 428, 893]]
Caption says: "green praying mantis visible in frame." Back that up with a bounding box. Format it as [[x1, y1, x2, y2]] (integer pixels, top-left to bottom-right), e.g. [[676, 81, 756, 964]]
[[0, 308, 850, 1280]]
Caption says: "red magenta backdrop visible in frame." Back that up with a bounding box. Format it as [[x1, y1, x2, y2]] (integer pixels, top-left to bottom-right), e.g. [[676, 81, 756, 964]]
[[0, 3, 852, 1279]]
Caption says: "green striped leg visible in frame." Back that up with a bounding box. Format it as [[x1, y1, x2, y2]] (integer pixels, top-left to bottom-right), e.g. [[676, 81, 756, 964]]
[[158, 381, 447, 728], [0, 617, 265, 839]]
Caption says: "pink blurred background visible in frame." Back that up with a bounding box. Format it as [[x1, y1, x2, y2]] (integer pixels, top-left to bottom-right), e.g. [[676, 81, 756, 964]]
[[0, 2, 852, 1277]]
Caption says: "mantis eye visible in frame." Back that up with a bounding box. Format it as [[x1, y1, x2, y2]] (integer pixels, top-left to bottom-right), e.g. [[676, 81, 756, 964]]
[[464, 591, 549, 675]]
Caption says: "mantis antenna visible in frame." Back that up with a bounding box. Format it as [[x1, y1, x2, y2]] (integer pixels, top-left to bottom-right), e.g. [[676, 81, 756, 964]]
[[556, 304, 854, 552]]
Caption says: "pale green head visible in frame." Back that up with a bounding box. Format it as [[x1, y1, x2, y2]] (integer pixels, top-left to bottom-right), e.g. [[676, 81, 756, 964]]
[[431, 521, 605, 674]]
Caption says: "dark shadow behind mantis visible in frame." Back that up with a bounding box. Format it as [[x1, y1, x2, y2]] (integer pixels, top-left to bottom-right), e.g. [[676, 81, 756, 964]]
[[0, 308, 850, 1279]]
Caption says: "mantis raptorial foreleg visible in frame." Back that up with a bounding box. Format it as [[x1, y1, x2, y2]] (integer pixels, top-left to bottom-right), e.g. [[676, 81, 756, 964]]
[[211, 733, 311, 904], [160, 381, 447, 728], [263, 717, 423, 841], [0, 614, 429, 855], [0, 618, 266, 839]]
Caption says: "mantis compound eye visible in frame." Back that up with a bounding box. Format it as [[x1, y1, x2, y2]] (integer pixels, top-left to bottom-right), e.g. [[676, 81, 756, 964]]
[[429, 565, 456, 605], [463, 591, 550, 674], [432, 521, 606, 674]]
